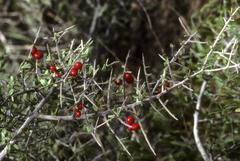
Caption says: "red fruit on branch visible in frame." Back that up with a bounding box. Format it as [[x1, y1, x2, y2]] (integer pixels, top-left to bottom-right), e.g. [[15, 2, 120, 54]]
[[54, 72, 61, 78], [33, 51, 43, 60], [74, 110, 81, 118], [131, 123, 140, 130], [124, 71, 134, 84], [128, 123, 140, 131], [50, 64, 57, 72], [70, 68, 78, 77], [128, 127, 134, 131], [127, 115, 135, 125], [74, 61, 83, 70], [31, 46, 38, 54]]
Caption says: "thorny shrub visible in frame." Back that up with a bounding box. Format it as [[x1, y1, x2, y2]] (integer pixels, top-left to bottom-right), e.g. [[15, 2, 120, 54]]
[[1, 3, 240, 161]]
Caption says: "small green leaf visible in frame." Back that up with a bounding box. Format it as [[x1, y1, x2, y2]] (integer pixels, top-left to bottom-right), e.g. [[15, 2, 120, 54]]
[[7, 76, 14, 96], [81, 46, 92, 60], [91, 105, 98, 111], [235, 108, 240, 113], [108, 114, 115, 119], [8, 89, 14, 95], [47, 79, 52, 86], [43, 69, 50, 75], [87, 65, 93, 75], [20, 62, 31, 70], [46, 54, 51, 63], [83, 125, 93, 133], [102, 64, 107, 71], [9, 76, 14, 87], [39, 79, 47, 86]]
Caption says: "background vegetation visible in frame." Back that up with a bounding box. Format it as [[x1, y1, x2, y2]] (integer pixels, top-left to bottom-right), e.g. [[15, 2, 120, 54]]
[[1, 0, 240, 160]]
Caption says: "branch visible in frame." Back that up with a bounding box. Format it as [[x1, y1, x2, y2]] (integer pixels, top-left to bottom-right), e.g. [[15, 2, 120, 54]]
[[103, 116, 132, 157], [193, 81, 212, 161], [201, 7, 240, 70], [0, 88, 54, 161]]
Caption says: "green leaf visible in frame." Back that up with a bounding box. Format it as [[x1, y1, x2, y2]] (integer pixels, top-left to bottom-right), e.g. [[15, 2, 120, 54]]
[[7, 76, 14, 96], [8, 89, 14, 95], [39, 79, 47, 86], [81, 46, 92, 60], [87, 64, 93, 75], [234, 108, 240, 113], [108, 114, 115, 119], [83, 124, 93, 133], [9, 76, 14, 87], [20, 62, 31, 70]]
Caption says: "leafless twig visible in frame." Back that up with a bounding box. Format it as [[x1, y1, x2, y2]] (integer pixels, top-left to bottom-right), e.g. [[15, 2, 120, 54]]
[[103, 116, 132, 157], [193, 81, 212, 161]]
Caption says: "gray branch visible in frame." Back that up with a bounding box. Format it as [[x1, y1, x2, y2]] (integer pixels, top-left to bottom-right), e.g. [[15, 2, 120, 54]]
[[193, 81, 212, 161], [0, 88, 54, 161]]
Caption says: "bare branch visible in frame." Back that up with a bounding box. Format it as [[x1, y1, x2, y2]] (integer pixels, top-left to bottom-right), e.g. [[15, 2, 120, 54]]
[[193, 81, 212, 161], [103, 116, 132, 157]]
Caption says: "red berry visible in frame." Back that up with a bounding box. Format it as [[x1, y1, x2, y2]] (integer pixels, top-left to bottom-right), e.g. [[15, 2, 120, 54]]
[[74, 61, 83, 70], [70, 68, 78, 77], [124, 71, 134, 84], [127, 115, 135, 125], [31, 46, 38, 54], [74, 110, 81, 118], [128, 127, 134, 131], [131, 123, 140, 131], [33, 51, 43, 60], [54, 72, 61, 78], [114, 78, 122, 85], [77, 101, 84, 110], [50, 64, 57, 72]]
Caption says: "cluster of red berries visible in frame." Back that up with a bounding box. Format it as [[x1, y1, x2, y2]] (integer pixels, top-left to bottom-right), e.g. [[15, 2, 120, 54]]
[[49, 64, 61, 78], [114, 71, 134, 86], [73, 101, 84, 118], [126, 115, 140, 131], [31, 47, 43, 60], [31, 46, 83, 78], [70, 61, 83, 77]]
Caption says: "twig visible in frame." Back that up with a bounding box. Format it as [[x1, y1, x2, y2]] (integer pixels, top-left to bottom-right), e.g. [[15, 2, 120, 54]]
[[193, 81, 212, 161], [123, 51, 131, 99], [201, 7, 240, 70], [89, 0, 107, 35], [142, 54, 151, 94], [0, 88, 54, 161], [107, 69, 113, 109], [134, 63, 157, 155], [135, 0, 164, 52], [136, 0, 152, 29], [103, 116, 132, 157], [138, 120, 156, 156], [178, 16, 191, 36], [170, 32, 197, 63], [157, 98, 178, 120]]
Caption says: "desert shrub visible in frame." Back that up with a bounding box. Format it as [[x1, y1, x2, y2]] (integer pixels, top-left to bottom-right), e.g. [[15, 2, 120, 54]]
[[1, 0, 240, 161]]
